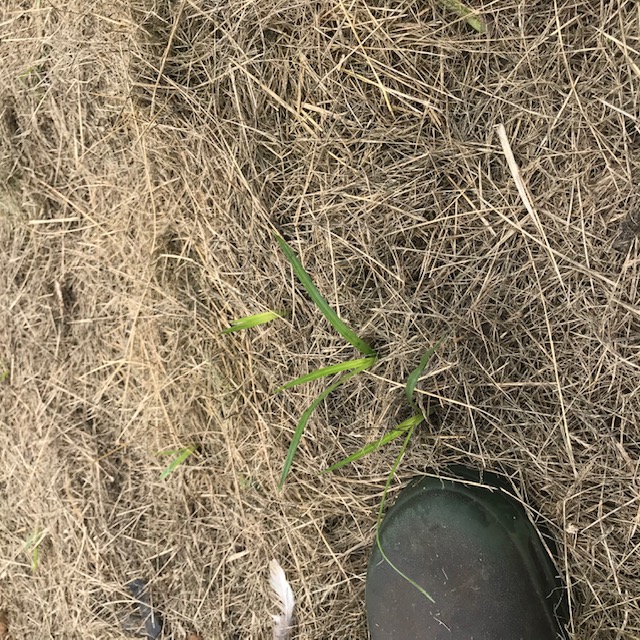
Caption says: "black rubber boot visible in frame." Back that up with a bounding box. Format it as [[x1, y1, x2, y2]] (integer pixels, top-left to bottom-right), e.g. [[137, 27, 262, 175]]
[[366, 466, 568, 639]]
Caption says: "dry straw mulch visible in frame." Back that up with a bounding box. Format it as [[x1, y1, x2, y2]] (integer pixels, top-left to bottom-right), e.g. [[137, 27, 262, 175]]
[[1, 0, 640, 637]]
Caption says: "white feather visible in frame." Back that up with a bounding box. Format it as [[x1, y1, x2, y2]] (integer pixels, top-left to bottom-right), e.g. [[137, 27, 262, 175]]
[[269, 559, 295, 640]]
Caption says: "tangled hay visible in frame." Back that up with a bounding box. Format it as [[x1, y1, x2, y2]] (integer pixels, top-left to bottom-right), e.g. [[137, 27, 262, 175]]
[[1, 0, 639, 637]]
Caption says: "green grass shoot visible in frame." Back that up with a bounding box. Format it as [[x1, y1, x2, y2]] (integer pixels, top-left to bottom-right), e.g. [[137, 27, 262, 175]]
[[272, 234, 379, 488], [24, 528, 45, 573], [279, 365, 368, 489], [221, 310, 283, 334], [405, 339, 443, 412], [223, 234, 441, 486], [275, 235, 376, 357], [158, 446, 196, 479], [323, 413, 424, 472], [323, 342, 441, 472], [440, 0, 487, 33], [274, 356, 376, 393], [0, 369, 8, 382], [374, 427, 435, 603]]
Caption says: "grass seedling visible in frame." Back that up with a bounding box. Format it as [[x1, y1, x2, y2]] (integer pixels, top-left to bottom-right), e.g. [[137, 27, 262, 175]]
[[324, 340, 442, 472], [221, 310, 284, 334], [0, 369, 8, 382], [158, 446, 196, 480], [222, 236, 440, 490], [274, 235, 378, 488], [440, 0, 487, 33], [24, 528, 45, 573]]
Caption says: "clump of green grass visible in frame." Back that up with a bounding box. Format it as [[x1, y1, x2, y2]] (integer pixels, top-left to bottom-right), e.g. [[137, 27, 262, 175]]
[[224, 235, 378, 488], [224, 237, 444, 606], [158, 446, 196, 480], [324, 339, 442, 472], [223, 235, 441, 489]]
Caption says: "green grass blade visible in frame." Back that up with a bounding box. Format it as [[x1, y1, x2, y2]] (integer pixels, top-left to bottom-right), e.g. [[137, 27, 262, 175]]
[[275, 356, 376, 393], [374, 425, 435, 603], [25, 528, 45, 573], [159, 446, 195, 480], [405, 340, 443, 411], [275, 235, 376, 357], [440, 0, 486, 33], [221, 310, 283, 334], [279, 367, 365, 490], [323, 413, 424, 472]]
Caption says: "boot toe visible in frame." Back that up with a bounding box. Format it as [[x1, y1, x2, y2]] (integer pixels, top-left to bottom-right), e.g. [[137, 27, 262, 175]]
[[366, 468, 568, 639]]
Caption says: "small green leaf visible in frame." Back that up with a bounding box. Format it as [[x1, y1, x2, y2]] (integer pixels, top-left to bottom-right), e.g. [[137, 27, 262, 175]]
[[405, 340, 443, 411], [159, 446, 195, 480], [275, 235, 376, 357], [24, 528, 45, 573], [0, 370, 8, 382], [440, 0, 487, 33], [279, 366, 367, 490], [221, 310, 283, 334], [324, 413, 424, 472], [275, 356, 376, 393]]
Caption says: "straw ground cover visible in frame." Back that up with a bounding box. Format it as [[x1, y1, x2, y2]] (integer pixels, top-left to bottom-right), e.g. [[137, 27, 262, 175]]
[[1, 0, 640, 637]]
